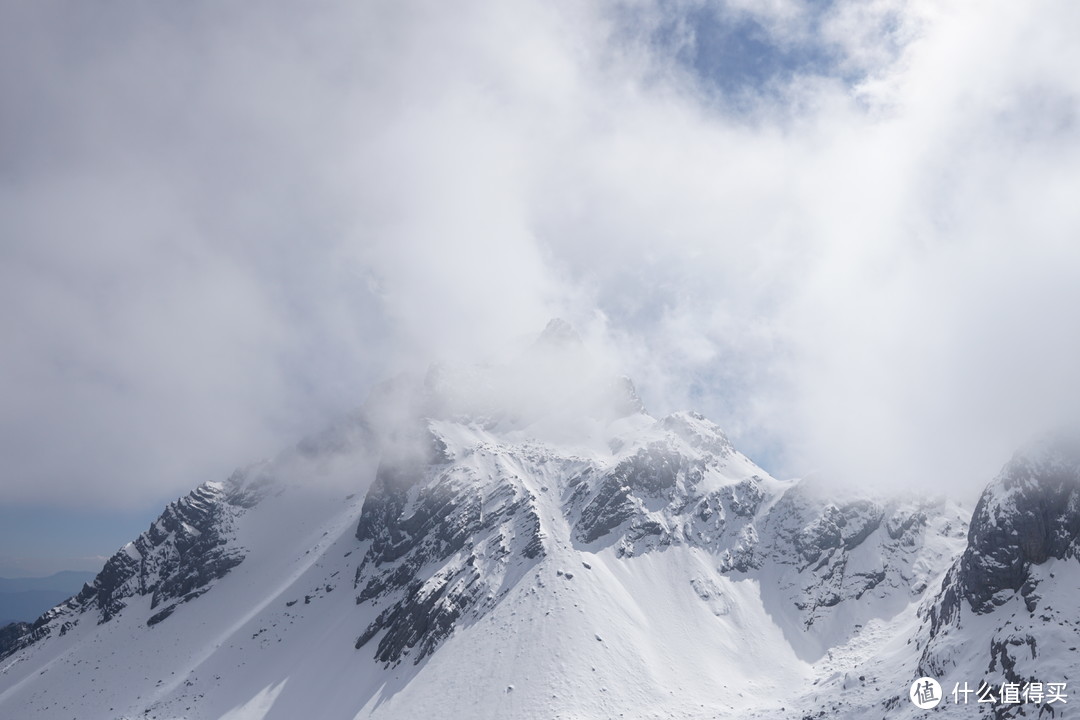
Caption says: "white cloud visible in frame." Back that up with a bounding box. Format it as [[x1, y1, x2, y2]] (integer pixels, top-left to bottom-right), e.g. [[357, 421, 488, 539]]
[[2, 0, 1079, 509]]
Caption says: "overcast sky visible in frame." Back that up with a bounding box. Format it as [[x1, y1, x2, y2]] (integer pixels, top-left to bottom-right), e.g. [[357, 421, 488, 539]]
[[3, 0, 1080, 575]]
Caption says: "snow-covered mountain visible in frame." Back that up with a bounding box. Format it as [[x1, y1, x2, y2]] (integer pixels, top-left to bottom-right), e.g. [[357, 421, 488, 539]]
[[916, 435, 1080, 719], [0, 572, 97, 625], [1, 322, 1077, 719]]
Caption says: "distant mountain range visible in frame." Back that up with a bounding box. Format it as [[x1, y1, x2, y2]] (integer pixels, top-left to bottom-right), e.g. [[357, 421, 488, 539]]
[[1, 322, 1078, 719], [0, 571, 97, 625]]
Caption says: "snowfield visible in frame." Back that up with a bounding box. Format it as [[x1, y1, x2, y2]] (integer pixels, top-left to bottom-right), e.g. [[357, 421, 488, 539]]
[[2, 328, 1077, 719]]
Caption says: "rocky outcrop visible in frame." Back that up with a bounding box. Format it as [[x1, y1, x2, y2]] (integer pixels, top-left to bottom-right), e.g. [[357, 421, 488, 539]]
[[572, 443, 698, 546], [353, 450, 546, 666], [0, 480, 250, 661], [90, 481, 247, 626], [918, 435, 1080, 719], [0, 621, 31, 660], [564, 411, 960, 644], [567, 412, 755, 556], [927, 436, 1080, 636]]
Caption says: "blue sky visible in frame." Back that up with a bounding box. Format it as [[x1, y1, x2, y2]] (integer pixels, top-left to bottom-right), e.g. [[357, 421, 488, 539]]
[[3, 0, 1080, 576], [0, 506, 155, 577], [652, 2, 842, 96]]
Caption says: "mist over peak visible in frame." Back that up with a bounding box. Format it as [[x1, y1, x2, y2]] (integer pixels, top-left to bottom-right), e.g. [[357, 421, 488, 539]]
[[534, 318, 583, 350], [354, 321, 646, 459], [2, 0, 1079, 554]]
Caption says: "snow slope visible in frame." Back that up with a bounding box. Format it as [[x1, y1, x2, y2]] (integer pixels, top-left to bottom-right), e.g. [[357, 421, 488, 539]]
[[2, 325, 1075, 720]]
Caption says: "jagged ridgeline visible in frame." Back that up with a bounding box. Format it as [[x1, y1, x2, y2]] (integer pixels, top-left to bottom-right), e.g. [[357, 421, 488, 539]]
[[1, 324, 1078, 720], [917, 434, 1080, 719]]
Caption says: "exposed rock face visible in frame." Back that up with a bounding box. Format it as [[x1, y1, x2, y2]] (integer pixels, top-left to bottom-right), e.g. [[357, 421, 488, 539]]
[[103, 482, 247, 626], [567, 412, 757, 557], [571, 443, 697, 546], [349, 410, 967, 668], [353, 441, 547, 666], [350, 412, 757, 667], [761, 490, 913, 621], [932, 439, 1080, 631], [727, 484, 967, 664], [0, 622, 30, 659], [918, 436, 1080, 718], [0, 479, 251, 661], [565, 413, 964, 651]]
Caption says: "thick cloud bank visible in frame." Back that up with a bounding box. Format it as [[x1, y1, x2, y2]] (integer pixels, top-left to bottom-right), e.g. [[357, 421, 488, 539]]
[[2, 0, 1079, 507]]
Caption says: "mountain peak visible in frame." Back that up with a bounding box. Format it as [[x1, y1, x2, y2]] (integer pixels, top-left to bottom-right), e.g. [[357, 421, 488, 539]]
[[11, 358, 1077, 720], [534, 318, 582, 349]]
